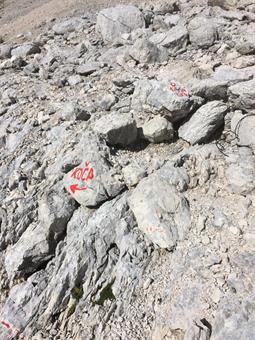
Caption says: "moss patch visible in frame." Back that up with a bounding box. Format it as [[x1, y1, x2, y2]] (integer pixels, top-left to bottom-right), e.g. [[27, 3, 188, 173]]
[[71, 286, 84, 300], [93, 281, 116, 306]]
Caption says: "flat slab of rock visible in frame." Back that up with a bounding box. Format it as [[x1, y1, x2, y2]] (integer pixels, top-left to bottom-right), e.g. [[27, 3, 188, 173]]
[[142, 116, 174, 143], [93, 112, 137, 146], [52, 18, 85, 35], [149, 25, 188, 56], [11, 43, 40, 58], [96, 5, 145, 44], [179, 101, 228, 144], [76, 62, 101, 76], [132, 79, 196, 122], [228, 80, 255, 111], [128, 167, 191, 249]]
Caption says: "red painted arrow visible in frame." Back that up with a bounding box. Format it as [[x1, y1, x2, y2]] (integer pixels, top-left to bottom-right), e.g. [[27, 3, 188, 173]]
[[70, 184, 87, 193]]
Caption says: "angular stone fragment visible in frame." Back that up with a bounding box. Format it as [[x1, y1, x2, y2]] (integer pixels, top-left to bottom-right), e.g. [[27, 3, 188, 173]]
[[179, 101, 228, 144], [188, 16, 217, 48], [149, 25, 188, 56], [128, 166, 191, 249], [129, 38, 168, 64], [11, 43, 41, 58], [4, 184, 76, 279], [52, 18, 85, 35], [96, 5, 145, 44], [93, 112, 137, 146], [60, 102, 90, 121], [122, 164, 147, 187], [228, 80, 255, 111], [76, 62, 101, 76], [142, 116, 174, 143], [132, 79, 196, 122]]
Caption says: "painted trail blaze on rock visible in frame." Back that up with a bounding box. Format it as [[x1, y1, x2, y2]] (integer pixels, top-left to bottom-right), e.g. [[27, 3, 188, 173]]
[[69, 161, 95, 193]]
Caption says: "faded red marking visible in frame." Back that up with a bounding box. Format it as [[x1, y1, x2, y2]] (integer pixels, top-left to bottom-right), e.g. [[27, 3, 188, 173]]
[[169, 81, 190, 97], [69, 161, 95, 194], [146, 226, 164, 233], [1, 320, 11, 329], [70, 184, 88, 193]]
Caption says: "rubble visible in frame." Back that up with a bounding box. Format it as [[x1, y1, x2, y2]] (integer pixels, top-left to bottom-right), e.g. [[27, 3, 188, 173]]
[[1, 1, 255, 339]]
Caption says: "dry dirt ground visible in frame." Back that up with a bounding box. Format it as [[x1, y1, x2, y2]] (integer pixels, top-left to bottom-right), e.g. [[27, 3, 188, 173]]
[[0, 0, 144, 41]]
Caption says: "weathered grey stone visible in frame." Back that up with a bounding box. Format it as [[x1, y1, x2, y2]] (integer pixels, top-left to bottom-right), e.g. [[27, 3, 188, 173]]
[[4, 184, 76, 279], [11, 43, 41, 58], [0, 44, 12, 59], [208, 0, 238, 9], [132, 79, 196, 122], [149, 25, 188, 56], [59, 102, 90, 121], [67, 75, 82, 86], [76, 62, 101, 76], [122, 164, 147, 187], [98, 94, 116, 111], [129, 38, 168, 64], [96, 5, 145, 44], [231, 111, 255, 150], [179, 101, 228, 144], [226, 147, 255, 195], [228, 80, 255, 111], [52, 18, 85, 35], [128, 165, 191, 249], [188, 16, 217, 48], [0, 193, 149, 338], [142, 116, 174, 143], [235, 24, 255, 55], [93, 112, 137, 146], [64, 157, 124, 207]]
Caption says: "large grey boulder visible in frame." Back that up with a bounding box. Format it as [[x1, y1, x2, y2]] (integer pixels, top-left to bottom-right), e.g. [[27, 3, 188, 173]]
[[149, 25, 188, 56], [179, 101, 228, 144], [188, 16, 217, 48], [142, 116, 174, 143], [4, 184, 76, 279], [96, 5, 145, 44], [93, 112, 137, 146], [52, 18, 85, 35], [132, 79, 196, 122], [128, 163, 191, 249], [231, 111, 255, 150], [129, 38, 168, 64], [11, 43, 40, 58], [228, 80, 255, 111]]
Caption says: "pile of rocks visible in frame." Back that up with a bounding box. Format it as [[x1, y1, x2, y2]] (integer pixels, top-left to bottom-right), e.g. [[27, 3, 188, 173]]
[[0, 0, 255, 339]]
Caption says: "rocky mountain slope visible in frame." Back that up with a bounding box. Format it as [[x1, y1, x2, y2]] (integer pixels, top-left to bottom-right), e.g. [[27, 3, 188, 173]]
[[0, 0, 255, 339]]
